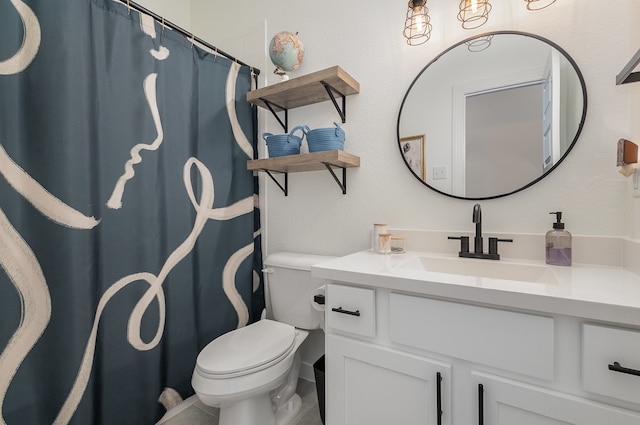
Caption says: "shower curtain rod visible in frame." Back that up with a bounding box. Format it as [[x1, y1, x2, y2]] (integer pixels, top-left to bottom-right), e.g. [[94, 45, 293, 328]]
[[116, 0, 261, 75]]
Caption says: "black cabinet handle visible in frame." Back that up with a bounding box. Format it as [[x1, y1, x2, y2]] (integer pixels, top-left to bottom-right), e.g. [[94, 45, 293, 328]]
[[478, 383, 484, 425], [436, 372, 443, 425], [608, 361, 640, 377], [331, 306, 360, 316]]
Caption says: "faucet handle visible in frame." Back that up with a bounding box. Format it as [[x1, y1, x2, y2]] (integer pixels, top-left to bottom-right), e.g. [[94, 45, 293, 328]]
[[488, 237, 513, 256], [448, 236, 470, 254]]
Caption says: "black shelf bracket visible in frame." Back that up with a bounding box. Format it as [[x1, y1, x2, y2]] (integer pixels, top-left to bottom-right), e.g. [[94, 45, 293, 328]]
[[616, 48, 640, 85], [260, 81, 348, 130], [320, 81, 347, 123], [263, 170, 288, 196], [262, 99, 288, 132], [322, 163, 348, 194], [260, 163, 351, 196]]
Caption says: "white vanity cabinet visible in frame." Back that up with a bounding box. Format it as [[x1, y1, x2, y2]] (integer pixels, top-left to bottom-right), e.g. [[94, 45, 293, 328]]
[[325, 284, 452, 425], [326, 335, 451, 425], [324, 283, 640, 425]]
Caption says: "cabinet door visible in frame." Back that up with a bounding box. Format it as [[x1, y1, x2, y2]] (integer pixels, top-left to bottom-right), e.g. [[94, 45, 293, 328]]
[[473, 372, 640, 425], [326, 335, 451, 425]]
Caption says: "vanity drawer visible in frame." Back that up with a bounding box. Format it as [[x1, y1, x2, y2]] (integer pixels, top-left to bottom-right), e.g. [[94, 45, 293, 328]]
[[582, 324, 640, 405], [389, 294, 555, 380], [327, 284, 376, 338]]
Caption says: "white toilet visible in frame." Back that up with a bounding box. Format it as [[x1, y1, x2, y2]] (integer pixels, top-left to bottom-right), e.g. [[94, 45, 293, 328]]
[[192, 252, 334, 425]]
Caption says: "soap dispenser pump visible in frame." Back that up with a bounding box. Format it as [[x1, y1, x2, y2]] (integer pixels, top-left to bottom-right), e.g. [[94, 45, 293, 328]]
[[546, 212, 572, 266]]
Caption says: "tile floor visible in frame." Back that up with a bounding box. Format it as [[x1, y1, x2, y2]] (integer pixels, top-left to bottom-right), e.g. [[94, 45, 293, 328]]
[[156, 379, 323, 425]]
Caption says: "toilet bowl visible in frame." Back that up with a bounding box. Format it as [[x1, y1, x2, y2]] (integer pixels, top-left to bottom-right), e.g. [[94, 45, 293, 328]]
[[192, 252, 335, 425]]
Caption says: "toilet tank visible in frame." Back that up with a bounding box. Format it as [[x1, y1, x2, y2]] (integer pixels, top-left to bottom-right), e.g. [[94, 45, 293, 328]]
[[263, 252, 336, 330]]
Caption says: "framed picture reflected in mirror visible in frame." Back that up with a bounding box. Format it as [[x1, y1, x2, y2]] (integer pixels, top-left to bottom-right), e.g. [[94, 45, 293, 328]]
[[400, 134, 425, 180]]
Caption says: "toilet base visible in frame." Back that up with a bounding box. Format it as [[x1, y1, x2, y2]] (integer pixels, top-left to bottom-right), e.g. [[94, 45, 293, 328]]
[[217, 392, 302, 425], [219, 393, 275, 425], [275, 393, 302, 425]]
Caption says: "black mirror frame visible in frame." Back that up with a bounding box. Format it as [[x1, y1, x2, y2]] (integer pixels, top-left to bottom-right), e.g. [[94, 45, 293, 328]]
[[397, 30, 588, 200]]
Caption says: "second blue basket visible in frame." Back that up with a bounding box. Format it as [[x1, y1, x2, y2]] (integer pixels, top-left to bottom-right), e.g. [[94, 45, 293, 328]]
[[303, 122, 345, 152]]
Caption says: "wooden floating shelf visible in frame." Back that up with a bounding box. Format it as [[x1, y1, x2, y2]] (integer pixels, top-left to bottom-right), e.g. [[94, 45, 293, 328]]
[[247, 150, 360, 173], [247, 150, 360, 195], [247, 66, 360, 111]]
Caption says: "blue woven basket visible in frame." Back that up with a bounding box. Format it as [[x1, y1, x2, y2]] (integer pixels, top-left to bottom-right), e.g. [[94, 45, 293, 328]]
[[303, 122, 345, 152], [263, 126, 304, 157]]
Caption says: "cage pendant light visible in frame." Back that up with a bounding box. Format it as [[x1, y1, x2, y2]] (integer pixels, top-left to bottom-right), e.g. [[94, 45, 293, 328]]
[[404, 0, 432, 46], [457, 0, 492, 30], [524, 0, 557, 10]]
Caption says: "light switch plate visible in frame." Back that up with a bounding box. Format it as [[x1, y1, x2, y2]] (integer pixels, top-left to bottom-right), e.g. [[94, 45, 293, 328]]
[[433, 166, 447, 180]]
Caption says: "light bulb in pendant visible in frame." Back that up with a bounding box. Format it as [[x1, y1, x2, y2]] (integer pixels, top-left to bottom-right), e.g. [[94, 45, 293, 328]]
[[413, 12, 425, 32], [404, 0, 432, 46], [457, 0, 491, 30]]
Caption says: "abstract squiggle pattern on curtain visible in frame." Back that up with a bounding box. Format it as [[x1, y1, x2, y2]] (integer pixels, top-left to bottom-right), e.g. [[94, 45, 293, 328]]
[[0, 2, 261, 424], [106, 11, 168, 210], [227, 62, 254, 159], [0, 145, 101, 425], [0, 0, 40, 75], [54, 157, 254, 424], [0, 2, 98, 423], [105, 73, 163, 210]]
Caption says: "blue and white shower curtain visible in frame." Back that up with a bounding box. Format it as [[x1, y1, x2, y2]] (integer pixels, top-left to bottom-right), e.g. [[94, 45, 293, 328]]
[[0, 0, 264, 423]]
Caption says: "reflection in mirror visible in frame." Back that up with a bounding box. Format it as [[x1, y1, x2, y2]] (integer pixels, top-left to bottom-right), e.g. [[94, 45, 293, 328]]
[[397, 31, 587, 200]]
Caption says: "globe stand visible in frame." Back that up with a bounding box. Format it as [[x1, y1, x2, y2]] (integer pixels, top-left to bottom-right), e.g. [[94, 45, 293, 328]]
[[273, 67, 289, 81]]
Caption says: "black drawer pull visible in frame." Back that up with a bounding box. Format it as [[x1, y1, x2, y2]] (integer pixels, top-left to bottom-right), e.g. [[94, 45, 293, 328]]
[[478, 383, 484, 425], [436, 372, 443, 425], [608, 361, 640, 377], [331, 307, 360, 316]]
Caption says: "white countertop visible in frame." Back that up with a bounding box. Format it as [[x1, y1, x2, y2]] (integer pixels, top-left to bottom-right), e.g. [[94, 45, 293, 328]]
[[312, 250, 640, 327]]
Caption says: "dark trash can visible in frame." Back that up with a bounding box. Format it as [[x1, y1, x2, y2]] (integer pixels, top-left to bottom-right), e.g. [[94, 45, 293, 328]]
[[313, 355, 326, 424]]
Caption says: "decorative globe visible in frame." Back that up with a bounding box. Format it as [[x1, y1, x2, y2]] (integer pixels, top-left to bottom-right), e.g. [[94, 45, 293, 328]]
[[269, 31, 304, 75]]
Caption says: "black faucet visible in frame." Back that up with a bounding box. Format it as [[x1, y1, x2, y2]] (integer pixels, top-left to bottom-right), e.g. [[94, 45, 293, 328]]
[[473, 203, 483, 254], [448, 203, 513, 260]]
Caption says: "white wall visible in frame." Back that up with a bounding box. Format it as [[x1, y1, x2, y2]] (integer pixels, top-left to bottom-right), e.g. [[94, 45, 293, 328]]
[[188, 0, 638, 256]]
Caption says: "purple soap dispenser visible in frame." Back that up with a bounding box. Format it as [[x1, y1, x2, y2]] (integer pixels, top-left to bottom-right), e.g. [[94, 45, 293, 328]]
[[546, 212, 572, 266]]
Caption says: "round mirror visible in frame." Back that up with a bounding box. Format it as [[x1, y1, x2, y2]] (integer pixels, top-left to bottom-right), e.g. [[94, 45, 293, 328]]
[[397, 31, 587, 200]]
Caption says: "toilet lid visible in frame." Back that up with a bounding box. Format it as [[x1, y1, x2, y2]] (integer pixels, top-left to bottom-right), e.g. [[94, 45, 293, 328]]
[[196, 320, 296, 376]]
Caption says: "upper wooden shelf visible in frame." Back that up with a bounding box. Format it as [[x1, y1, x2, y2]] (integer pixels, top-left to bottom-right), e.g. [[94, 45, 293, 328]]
[[246, 66, 360, 111], [247, 150, 360, 173]]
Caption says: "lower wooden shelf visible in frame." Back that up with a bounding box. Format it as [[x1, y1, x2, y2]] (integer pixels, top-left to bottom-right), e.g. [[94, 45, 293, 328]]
[[247, 150, 360, 195]]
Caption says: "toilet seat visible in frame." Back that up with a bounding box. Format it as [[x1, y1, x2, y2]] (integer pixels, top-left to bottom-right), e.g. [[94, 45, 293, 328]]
[[196, 320, 296, 379]]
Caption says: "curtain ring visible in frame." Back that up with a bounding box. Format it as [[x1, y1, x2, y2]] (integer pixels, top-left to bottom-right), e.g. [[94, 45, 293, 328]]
[[190, 34, 195, 48], [161, 17, 165, 33], [126, 0, 131, 14]]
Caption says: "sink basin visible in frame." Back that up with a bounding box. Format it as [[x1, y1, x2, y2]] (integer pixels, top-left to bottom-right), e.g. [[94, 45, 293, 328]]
[[397, 256, 558, 285]]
